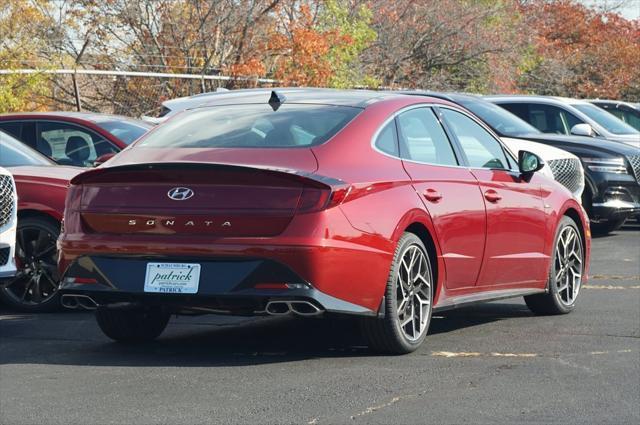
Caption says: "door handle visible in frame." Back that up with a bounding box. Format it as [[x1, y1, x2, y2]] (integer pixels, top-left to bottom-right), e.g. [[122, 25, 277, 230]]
[[484, 189, 502, 203], [423, 188, 443, 203]]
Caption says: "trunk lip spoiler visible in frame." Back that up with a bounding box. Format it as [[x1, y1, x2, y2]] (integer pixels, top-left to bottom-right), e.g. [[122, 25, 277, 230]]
[[70, 161, 346, 189]]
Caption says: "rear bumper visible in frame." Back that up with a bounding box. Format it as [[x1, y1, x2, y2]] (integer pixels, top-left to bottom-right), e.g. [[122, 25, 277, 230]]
[[59, 254, 382, 316]]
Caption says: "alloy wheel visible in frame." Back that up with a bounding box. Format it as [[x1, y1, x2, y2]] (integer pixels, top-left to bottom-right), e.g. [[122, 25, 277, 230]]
[[396, 244, 432, 342], [554, 226, 583, 306], [1, 225, 60, 306]]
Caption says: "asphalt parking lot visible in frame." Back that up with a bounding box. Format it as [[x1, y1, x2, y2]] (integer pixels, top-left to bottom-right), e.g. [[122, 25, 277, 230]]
[[1, 225, 638, 425]]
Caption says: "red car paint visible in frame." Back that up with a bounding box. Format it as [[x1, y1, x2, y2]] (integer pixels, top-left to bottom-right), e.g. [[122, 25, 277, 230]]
[[58, 91, 591, 316], [9, 165, 80, 222]]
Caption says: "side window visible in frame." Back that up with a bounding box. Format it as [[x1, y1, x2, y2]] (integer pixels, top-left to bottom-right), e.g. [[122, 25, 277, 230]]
[[374, 120, 399, 156], [441, 109, 510, 170], [527, 104, 582, 135], [0, 122, 22, 140], [396, 108, 458, 166], [37, 122, 117, 167]]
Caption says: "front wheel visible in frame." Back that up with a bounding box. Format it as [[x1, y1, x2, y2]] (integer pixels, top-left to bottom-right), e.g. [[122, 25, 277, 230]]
[[96, 307, 170, 342], [525, 216, 584, 315], [0, 217, 61, 312], [361, 233, 433, 354]]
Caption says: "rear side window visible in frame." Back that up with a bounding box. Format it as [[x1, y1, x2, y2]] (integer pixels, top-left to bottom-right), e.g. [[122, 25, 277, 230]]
[[0, 122, 21, 139], [138, 104, 361, 148], [374, 120, 399, 156], [397, 108, 458, 166]]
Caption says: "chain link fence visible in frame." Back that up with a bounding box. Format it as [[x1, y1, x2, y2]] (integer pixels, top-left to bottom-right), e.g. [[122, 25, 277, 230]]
[[1, 69, 278, 118]]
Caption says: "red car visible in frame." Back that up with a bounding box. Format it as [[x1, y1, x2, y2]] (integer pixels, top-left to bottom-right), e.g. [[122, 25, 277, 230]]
[[58, 90, 591, 353], [0, 112, 151, 167], [0, 131, 82, 311]]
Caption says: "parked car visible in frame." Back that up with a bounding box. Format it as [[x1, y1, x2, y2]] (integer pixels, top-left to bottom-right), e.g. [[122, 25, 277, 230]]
[[403, 92, 585, 200], [0, 167, 17, 280], [0, 112, 152, 167], [589, 100, 640, 131], [0, 130, 81, 311], [464, 95, 640, 234], [58, 89, 590, 354], [485, 95, 640, 149]]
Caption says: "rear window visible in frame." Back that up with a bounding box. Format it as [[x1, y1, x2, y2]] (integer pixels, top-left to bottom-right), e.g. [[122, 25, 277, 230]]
[[138, 104, 361, 148], [0, 130, 53, 167]]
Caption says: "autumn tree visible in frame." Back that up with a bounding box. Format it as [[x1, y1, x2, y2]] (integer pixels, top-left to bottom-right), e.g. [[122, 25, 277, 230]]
[[518, 0, 640, 100], [362, 0, 527, 92], [0, 0, 56, 112]]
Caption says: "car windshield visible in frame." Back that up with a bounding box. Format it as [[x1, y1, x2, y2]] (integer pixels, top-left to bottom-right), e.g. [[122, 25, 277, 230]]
[[455, 97, 540, 137], [97, 120, 151, 144], [137, 103, 361, 148], [0, 131, 53, 167], [572, 103, 639, 135]]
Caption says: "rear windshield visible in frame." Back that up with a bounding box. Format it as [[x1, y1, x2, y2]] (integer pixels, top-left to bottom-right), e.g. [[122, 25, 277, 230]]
[[0, 131, 53, 167], [137, 103, 361, 148]]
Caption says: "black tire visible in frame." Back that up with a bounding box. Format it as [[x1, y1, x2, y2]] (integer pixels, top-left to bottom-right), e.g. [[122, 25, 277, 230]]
[[361, 232, 433, 354], [0, 216, 61, 312], [525, 216, 584, 315], [96, 307, 170, 342], [591, 217, 626, 236]]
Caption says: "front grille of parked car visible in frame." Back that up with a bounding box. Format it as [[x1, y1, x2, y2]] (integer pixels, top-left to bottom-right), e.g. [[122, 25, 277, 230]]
[[0, 175, 16, 229], [628, 155, 640, 183], [0, 247, 9, 266], [547, 158, 583, 195]]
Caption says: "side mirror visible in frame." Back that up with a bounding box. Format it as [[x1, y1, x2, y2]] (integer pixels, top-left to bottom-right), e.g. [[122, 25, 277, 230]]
[[570, 123, 595, 137], [94, 152, 116, 167], [518, 150, 544, 175]]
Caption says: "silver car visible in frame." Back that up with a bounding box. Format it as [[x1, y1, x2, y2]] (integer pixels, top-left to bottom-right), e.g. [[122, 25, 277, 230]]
[[485, 95, 640, 149]]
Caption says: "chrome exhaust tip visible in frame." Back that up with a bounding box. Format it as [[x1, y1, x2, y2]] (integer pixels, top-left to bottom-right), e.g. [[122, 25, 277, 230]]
[[61, 294, 98, 311], [61, 294, 79, 309], [265, 301, 291, 316], [289, 301, 323, 316]]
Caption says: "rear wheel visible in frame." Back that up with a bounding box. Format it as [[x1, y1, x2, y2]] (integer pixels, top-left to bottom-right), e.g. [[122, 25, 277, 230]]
[[0, 217, 61, 312], [96, 307, 170, 342], [361, 233, 433, 354], [525, 216, 584, 315]]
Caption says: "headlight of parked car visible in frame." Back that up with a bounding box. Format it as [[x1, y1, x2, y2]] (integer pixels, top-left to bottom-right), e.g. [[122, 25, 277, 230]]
[[581, 157, 628, 174]]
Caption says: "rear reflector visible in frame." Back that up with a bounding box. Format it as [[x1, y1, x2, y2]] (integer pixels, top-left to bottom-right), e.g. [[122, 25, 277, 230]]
[[63, 277, 98, 285]]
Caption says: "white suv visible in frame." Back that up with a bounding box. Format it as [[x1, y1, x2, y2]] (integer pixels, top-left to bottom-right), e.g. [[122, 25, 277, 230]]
[[0, 167, 17, 279]]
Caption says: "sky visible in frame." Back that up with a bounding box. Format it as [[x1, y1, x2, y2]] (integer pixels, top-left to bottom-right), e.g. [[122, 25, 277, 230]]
[[579, 0, 640, 19]]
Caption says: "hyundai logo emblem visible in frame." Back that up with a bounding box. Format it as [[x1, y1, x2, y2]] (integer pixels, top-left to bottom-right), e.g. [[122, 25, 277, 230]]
[[167, 187, 194, 201]]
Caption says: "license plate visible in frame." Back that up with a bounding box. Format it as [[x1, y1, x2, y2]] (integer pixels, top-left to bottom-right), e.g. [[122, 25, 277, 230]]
[[144, 263, 201, 294]]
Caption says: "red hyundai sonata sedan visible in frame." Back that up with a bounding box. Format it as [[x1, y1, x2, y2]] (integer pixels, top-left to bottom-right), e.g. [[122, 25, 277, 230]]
[[58, 89, 590, 353]]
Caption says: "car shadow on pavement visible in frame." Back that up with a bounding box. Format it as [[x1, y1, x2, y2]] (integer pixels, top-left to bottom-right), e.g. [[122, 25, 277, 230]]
[[0, 301, 534, 367]]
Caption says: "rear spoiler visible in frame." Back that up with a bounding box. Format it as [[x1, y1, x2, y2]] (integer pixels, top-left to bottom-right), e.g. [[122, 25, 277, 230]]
[[72, 162, 343, 186]]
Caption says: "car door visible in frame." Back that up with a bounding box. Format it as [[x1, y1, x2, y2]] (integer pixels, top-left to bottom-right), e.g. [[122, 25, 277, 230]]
[[395, 106, 487, 290], [35, 121, 119, 167], [439, 107, 548, 287]]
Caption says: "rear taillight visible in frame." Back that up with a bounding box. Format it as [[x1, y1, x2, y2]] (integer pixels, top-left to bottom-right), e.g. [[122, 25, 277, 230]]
[[297, 186, 352, 213]]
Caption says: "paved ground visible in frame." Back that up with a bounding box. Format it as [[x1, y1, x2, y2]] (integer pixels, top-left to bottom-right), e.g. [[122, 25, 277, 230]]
[[1, 225, 638, 424]]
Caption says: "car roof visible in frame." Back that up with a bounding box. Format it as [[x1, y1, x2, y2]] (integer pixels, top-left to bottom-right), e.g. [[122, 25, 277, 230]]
[[0, 111, 151, 128], [589, 99, 640, 110], [483, 95, 592, 106], [188, 88, 419, 110]]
